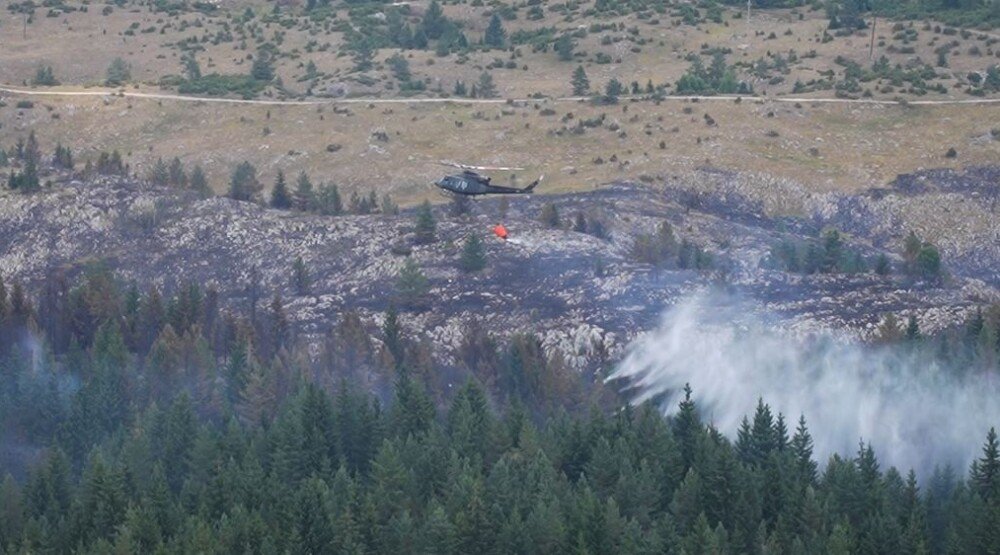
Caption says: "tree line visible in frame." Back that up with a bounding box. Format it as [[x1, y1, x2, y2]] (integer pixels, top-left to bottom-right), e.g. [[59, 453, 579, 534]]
[[1, 258, 1000, 552]]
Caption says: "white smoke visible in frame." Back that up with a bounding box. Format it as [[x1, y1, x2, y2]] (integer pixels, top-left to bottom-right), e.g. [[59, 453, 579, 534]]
[[609, 293, 999, 475]]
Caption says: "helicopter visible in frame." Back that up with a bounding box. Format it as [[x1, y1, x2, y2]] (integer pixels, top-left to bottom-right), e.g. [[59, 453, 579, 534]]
[[434, 161, 543, 196]]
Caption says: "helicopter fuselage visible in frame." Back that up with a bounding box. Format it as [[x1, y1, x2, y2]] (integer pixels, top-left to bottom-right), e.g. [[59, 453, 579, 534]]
[[435, 171, 537, 196]]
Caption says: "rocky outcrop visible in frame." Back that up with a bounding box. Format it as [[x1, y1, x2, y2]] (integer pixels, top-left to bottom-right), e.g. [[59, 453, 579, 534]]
[[1, 167, 996, 373]]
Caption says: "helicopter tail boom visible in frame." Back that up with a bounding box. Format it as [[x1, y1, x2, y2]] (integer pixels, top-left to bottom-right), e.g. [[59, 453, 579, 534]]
[[521, 174, 543, 193]]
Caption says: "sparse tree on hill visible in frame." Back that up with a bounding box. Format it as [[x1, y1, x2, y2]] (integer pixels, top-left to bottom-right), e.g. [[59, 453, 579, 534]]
[[292, 256, 311, 295], [422, 0, 447, 40], [181, 51, 201, 81], [251, 50, 274, 82], [604, 78, 624, 103], [228, 161, 262, 202], [905, 315, 921, 342], [459, 235, 487, 273], [348, 35, 375, 72], [874, 254, 891, 276], [476, 72, 497, 99], [105, 57, 131, 86], [270, 170, 292, 209], [571, 65, 590, 95], [168, 157, 186, 187], [33, 65, 58, 86], [484, 14, 506, 49], [148, 158, 169, 186], [397, 257, 430, 306], [53, 144, 73, 170], [189, 165, 211, 197], [539, 202, 561, 229], [294, 171, 316, 212], [388, 53, 411, 82], [381, 194, 399, 216], [555, 35, 575, 62], [414, 200, 436, 244], [317, 184, 342, 215]]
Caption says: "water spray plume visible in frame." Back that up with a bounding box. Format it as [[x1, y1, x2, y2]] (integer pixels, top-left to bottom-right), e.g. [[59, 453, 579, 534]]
[[609, 293, 999, 475]]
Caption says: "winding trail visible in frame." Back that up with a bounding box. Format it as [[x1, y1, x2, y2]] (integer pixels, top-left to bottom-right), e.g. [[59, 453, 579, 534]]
[[2, 85, 1000, 107]]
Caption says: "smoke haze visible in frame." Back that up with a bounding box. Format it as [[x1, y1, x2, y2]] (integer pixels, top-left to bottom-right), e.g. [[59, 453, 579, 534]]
[[609, 293, 999, 475]]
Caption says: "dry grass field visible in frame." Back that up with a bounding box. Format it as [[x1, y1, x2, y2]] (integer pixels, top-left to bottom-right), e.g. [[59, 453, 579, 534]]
[[2, 91, 997, 205], [2, 0, 998, 100], [1, 0, 998, 205]]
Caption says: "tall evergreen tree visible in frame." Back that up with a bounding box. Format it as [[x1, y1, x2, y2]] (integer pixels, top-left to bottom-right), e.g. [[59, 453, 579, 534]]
[[228, 161, 262, 202], [459, 235, 487, 273], [189, 165, 211, 197], [270, 170, 292, 209], [571, 66, 590, 95], [293, 171, 315, 212], [292, 256, 311, 295], [414, 200, 436, 244], [484, 14, 507, 48], [396, 258, 430, 307], [555, 35, 575, 62]]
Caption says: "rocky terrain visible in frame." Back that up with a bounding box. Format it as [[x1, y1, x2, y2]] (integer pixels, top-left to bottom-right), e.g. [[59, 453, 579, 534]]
[[1, 166, 997, 373]]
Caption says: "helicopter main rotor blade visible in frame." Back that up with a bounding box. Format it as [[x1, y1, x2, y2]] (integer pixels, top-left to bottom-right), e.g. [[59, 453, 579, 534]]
[[438, 160, 525, 171]]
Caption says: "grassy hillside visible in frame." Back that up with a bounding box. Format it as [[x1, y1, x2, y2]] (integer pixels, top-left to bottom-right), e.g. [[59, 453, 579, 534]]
[[2, 92, 998, 203]]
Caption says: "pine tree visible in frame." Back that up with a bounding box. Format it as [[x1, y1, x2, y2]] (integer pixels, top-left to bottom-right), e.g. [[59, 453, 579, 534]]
[[459, 235, 487, 273], [105, 57, 131, 86], [0, 474, 24, 548], [791, 415, 818, 486], [391, 369, 435, 437], [148, 157, 169, 186], [905, 315, 921, 342], [250, 50, 274, 81], [903, 231, 922, 269], [604, 78, 624, 103], [396, 258, 430, 306], [181, 51, 201, 80], [317, 184, 343, 215], [555, 35, 575, 61], [293, 171, 315, 211], [167, 157, 186, 187], [484, 14, 507, 48], [382, 306, 405, 366], [973, 427, 1000, 501], [539, 203, 561, 228], [33, 65, 59, 86], [228, 161, 262, 202], [292, 256, 311, 295], [414, 200, 436, 244], [270, 170, 292, 209], [381, 194, 399, 216], [674, 384, 701, 473], [269, 293, 289, 355], [749, 399, 777, 467], [189, 165, 211, 197], [476, 71, 498, 99], [422, 0, 447, 39], [349, 35, 375, 72], [53, 143, 74, 169]]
